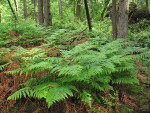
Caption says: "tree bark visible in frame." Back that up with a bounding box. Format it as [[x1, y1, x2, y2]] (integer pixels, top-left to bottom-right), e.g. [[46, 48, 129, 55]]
[[112, 0, 118, 39], [14, 0, 18, 16], [76, 0, 82, 20], [89, 0, 93, 21], [84, 0, 92, 31], [33, 0, 37, 22], [38, 0, 44, 25], [43, 0, 52, 26], [111, 0, 129, 38], [117, 0, 128, 38], [23, 0, 28, 19], [58, 0, 63, 18]]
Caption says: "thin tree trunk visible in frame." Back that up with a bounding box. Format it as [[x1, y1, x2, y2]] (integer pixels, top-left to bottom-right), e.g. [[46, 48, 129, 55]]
[[33, 0, 37, 22], [76, 0, 82, 20], [117, 0, 128, 38], [43, 0, 52, 26], [7, 0, 17, 21], [112, 0, 117, 39], [84, 0, 92, 31], [14, 0, 18, 16], [89, 0, 93, 21], [38, 0, 44, 25], [23, 0, 28, 19], [58, 0, 63, 18], [146, 0, 149, 10]]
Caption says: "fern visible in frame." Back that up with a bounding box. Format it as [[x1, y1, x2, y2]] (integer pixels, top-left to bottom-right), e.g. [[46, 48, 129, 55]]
[[7, 38, 150, 108], [80, 90, 92, 107], [0, 62, 9, 70], [8, 76, 76, 107], [8, 87, 33, 100]]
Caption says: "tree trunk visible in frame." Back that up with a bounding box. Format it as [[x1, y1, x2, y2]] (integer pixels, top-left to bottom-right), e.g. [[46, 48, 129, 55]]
[[58, 0, 63, 18], [23, 0, 28, 19], [76, 0, 82, 20], [111, 0, 129, 38], [7, 0, 17, 21], [89, 0, 93, 21], [84, 0, 92, 31], [43, 0, 52, 26], [33, 0, 37, 22], [38, 0, 44, 25], [112, 0, 118, 39], [117, 0, 128, 38], [146, 0, 149, 10], [14, 0, 18, 16]]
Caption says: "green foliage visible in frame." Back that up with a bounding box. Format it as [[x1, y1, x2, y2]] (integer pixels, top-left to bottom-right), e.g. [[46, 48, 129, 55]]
[[130, 30, 150, 47], [80, 90, 92, 107], [129, 20, 150, 32], [0, 0, 150, 112], [0, 20, 44, 47], [7, 37, 149, 108], [0, 62, 9, 71], [129, 21, 150, 75], [8, 77, 76, 107]]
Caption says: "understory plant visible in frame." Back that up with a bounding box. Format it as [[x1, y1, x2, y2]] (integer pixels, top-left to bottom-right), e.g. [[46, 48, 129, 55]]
[[0, 20, 44, 48], [6, 36, 150, 112]]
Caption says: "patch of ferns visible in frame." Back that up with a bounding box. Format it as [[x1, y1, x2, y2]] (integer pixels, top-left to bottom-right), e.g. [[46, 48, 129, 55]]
[[7, 38, 150, 108]]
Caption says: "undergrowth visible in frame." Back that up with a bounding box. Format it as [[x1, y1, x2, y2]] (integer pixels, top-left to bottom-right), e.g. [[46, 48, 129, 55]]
[[0, 20, 150, 112], [7, 36, 150, 112], [0, 20, 45, 48]]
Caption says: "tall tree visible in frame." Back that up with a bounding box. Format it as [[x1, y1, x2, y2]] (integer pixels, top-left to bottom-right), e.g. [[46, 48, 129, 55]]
[[117, 0, 129, 38], [76, 0, 82, 20], [84, 0, 92, 31], [43, 0, 52, 26], [33, 0, 37, 22], [38, 0, 44, 25], [112, 0, 117, 38], [23, 0, 28, 19], [89, 0, 93, 20], [58, 0, 63, 18], [111, 0, 129, 38], [14, 0, 18, 16]]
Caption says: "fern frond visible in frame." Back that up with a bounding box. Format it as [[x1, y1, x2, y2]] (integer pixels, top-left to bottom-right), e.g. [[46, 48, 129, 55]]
[[0, 63, 9, 70], [8, 87, 33, 100], [8, 78, 76, 108]]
